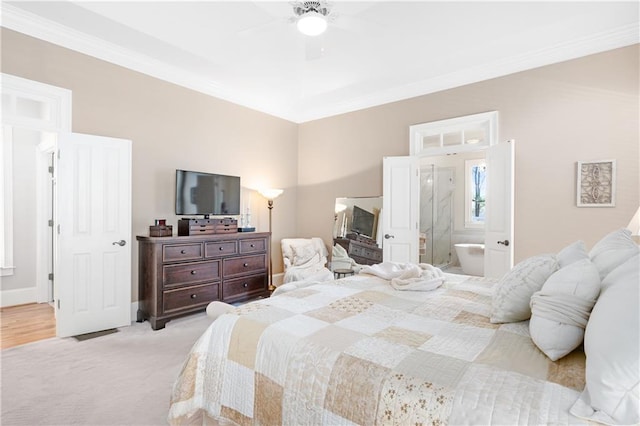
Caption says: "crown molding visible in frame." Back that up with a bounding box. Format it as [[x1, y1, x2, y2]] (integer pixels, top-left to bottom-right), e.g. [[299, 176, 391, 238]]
[[2, 3, 638, 124]]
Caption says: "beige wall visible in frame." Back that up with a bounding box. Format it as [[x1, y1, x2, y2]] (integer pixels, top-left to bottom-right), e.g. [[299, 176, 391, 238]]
[[2, 28, 638, 304], [298, 45, 639, 262], [1, 29, 298, 301]]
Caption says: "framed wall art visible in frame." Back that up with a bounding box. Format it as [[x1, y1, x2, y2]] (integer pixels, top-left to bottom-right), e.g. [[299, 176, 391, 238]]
[[576, 159, 616, 207]]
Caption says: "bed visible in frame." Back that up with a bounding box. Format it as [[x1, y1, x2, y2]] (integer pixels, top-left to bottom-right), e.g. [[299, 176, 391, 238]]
[[167, 229, 639, 426]]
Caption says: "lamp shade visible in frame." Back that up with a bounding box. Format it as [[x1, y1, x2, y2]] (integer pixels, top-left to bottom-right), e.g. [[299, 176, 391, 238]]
[[297, 12, 327, 36], [627, 206, 640, 237], [259, 188, 283, 201]]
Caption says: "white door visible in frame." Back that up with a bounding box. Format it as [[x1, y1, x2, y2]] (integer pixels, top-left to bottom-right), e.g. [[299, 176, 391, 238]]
[[382, 156, 420, 263], [56, 133, 132, 337], [484, 140, 514, 278]]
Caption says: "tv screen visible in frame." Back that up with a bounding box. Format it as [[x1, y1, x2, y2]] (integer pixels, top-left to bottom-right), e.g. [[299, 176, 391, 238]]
[[175, 170, 241, 216], [351, 205, 375, 238]]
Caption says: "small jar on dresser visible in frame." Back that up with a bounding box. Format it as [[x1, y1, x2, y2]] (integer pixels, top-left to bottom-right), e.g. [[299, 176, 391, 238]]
[[136, 232, 270, 330]]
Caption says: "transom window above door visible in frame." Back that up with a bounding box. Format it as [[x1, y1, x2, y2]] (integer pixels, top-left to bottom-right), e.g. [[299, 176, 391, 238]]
[[409, 111, 498, 156]]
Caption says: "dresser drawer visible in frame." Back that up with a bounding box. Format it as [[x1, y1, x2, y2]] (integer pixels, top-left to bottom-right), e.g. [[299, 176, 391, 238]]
[[189, 225, 216, 235], [163, 243, 203, 262], [223, 275, 266, 301], [239, 238, 267, 254], [350, 244, 383, 261], [205, 241, 238, 257], [163, 260, 220, 287], [223, 254, 266, 278], [163, 283, 219, 313]]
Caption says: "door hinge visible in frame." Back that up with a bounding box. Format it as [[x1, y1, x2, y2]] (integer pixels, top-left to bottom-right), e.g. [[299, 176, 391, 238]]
[[48, 219, 54, 227], [48, 165, 54, 174], [57, 224, 61, 234], [48, 273, 54, 281], [57, 299, 60, 309]]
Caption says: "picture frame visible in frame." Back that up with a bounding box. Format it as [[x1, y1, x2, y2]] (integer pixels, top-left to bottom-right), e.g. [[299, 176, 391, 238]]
[[576, 159, 616, 207]]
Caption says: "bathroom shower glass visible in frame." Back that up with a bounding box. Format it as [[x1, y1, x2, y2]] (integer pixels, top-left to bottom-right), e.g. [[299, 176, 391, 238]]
[[419, 165, 454, 268]]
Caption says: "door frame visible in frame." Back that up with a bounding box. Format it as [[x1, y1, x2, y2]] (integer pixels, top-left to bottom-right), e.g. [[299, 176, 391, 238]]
[[403, 111, 514, 276], [1, 74, 71, 308]]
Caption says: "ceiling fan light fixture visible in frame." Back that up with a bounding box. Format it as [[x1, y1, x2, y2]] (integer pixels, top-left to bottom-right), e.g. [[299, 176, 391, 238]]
[[297, 12, 327, 36]]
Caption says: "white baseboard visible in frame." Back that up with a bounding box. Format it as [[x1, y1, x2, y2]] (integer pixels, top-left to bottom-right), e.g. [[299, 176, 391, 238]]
[[0, 287, 37, 307]]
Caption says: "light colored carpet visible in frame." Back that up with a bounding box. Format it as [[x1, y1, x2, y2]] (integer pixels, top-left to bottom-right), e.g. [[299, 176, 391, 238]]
[[1, 313, 213, 425]]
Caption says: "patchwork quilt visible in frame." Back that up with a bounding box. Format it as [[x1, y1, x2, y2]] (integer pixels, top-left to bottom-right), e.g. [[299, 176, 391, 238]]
[[168, 274, 587, 425]]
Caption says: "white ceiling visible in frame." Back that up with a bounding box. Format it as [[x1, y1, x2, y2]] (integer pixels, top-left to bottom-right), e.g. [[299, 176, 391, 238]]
[[2, 1, 638, 123]]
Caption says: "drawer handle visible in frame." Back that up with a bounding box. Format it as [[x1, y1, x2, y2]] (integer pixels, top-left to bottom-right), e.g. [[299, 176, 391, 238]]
[[243, 282, 248, 288], [190, 270, 197, 275], [219, 246, 224, 251], [190, 294, 197, 299], [199, 229, 206, 232], [180, 250, 186, 254], [243, 263, 248, 267], [250, 244, 255, 248]]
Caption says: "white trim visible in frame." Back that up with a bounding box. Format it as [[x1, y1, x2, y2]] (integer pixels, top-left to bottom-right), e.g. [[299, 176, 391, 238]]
[[1, 3, 637, 123], [410, 111, 498, 157], [0, 126, 14, 276], [36, 134, 56, 303], [0, 287, 37, 308], [1, 74, 71, 307]]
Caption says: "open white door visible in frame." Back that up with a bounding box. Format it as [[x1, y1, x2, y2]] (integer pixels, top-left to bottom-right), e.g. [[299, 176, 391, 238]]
[[56, 133, 131, 337], [382, 156, 419, 263], [484, 140, 514, 278]]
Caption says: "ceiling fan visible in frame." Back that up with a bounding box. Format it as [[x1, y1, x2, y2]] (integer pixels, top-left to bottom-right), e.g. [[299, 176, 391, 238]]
[[291, 1, 333, 37]]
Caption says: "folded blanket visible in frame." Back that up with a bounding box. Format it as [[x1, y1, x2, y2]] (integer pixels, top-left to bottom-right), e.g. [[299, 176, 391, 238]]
[[361, 262, 445, 291]]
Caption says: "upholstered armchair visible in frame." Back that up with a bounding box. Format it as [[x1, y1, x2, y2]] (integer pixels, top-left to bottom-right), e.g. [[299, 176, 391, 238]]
[[280, 237, 334, 284]]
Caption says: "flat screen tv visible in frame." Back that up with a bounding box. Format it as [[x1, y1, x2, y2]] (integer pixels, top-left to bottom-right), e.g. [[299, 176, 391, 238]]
[[175, 169, 241, 217], [351, 205, 375, 238]]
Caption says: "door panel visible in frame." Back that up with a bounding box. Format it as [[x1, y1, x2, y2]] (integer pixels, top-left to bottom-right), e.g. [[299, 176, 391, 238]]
[[484, 140, 514, 278], [56, 132, 131, 337], [382, 156, 419, 263]]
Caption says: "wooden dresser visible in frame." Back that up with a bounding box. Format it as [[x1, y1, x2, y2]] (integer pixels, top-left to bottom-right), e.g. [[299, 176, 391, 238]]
[[137, 232, 270, 330], [334, 237, 383, 266]]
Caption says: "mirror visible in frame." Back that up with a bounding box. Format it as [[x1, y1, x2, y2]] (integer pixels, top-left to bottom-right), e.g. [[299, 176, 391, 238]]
[[332, 196, 383, 267]]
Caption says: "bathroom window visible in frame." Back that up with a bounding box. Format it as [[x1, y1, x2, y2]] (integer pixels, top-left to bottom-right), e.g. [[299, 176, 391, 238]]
[[465, 159, 486, 228]]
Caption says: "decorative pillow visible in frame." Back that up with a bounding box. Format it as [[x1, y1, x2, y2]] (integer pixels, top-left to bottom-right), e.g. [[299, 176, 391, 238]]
[[490, 254, 559, 324], [529, 258, 600, 361], [570, 253, 639, 425], [556, 240, 589, 268], [292, 243, 320, 267], [589, 228, 639, 280]]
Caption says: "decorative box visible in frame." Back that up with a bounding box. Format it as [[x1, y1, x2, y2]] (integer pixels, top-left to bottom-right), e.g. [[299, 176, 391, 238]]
[[149, 225, 173, 237]]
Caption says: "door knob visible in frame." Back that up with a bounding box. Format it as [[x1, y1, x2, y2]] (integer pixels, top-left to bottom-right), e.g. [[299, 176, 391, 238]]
[[112, 240, 126, 246], [497, 240, 510, 246], [384, 234, 395, 239]]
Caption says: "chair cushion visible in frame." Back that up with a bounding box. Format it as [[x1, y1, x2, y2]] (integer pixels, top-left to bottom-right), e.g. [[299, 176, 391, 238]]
[[292, 243, 320, 266]]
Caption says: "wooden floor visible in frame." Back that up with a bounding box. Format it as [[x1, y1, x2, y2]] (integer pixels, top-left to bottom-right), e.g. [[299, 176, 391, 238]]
[[0, 303, 56, 349]]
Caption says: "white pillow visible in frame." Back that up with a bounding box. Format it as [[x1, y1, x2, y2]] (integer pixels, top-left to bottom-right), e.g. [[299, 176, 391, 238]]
[[570, 253, 640, 425], [589, 228, 639, 280], [490, 254, 558, 324], [292, 243, 320, 267], [556, 240, 589, 268], [529, 258, 600, 361]]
